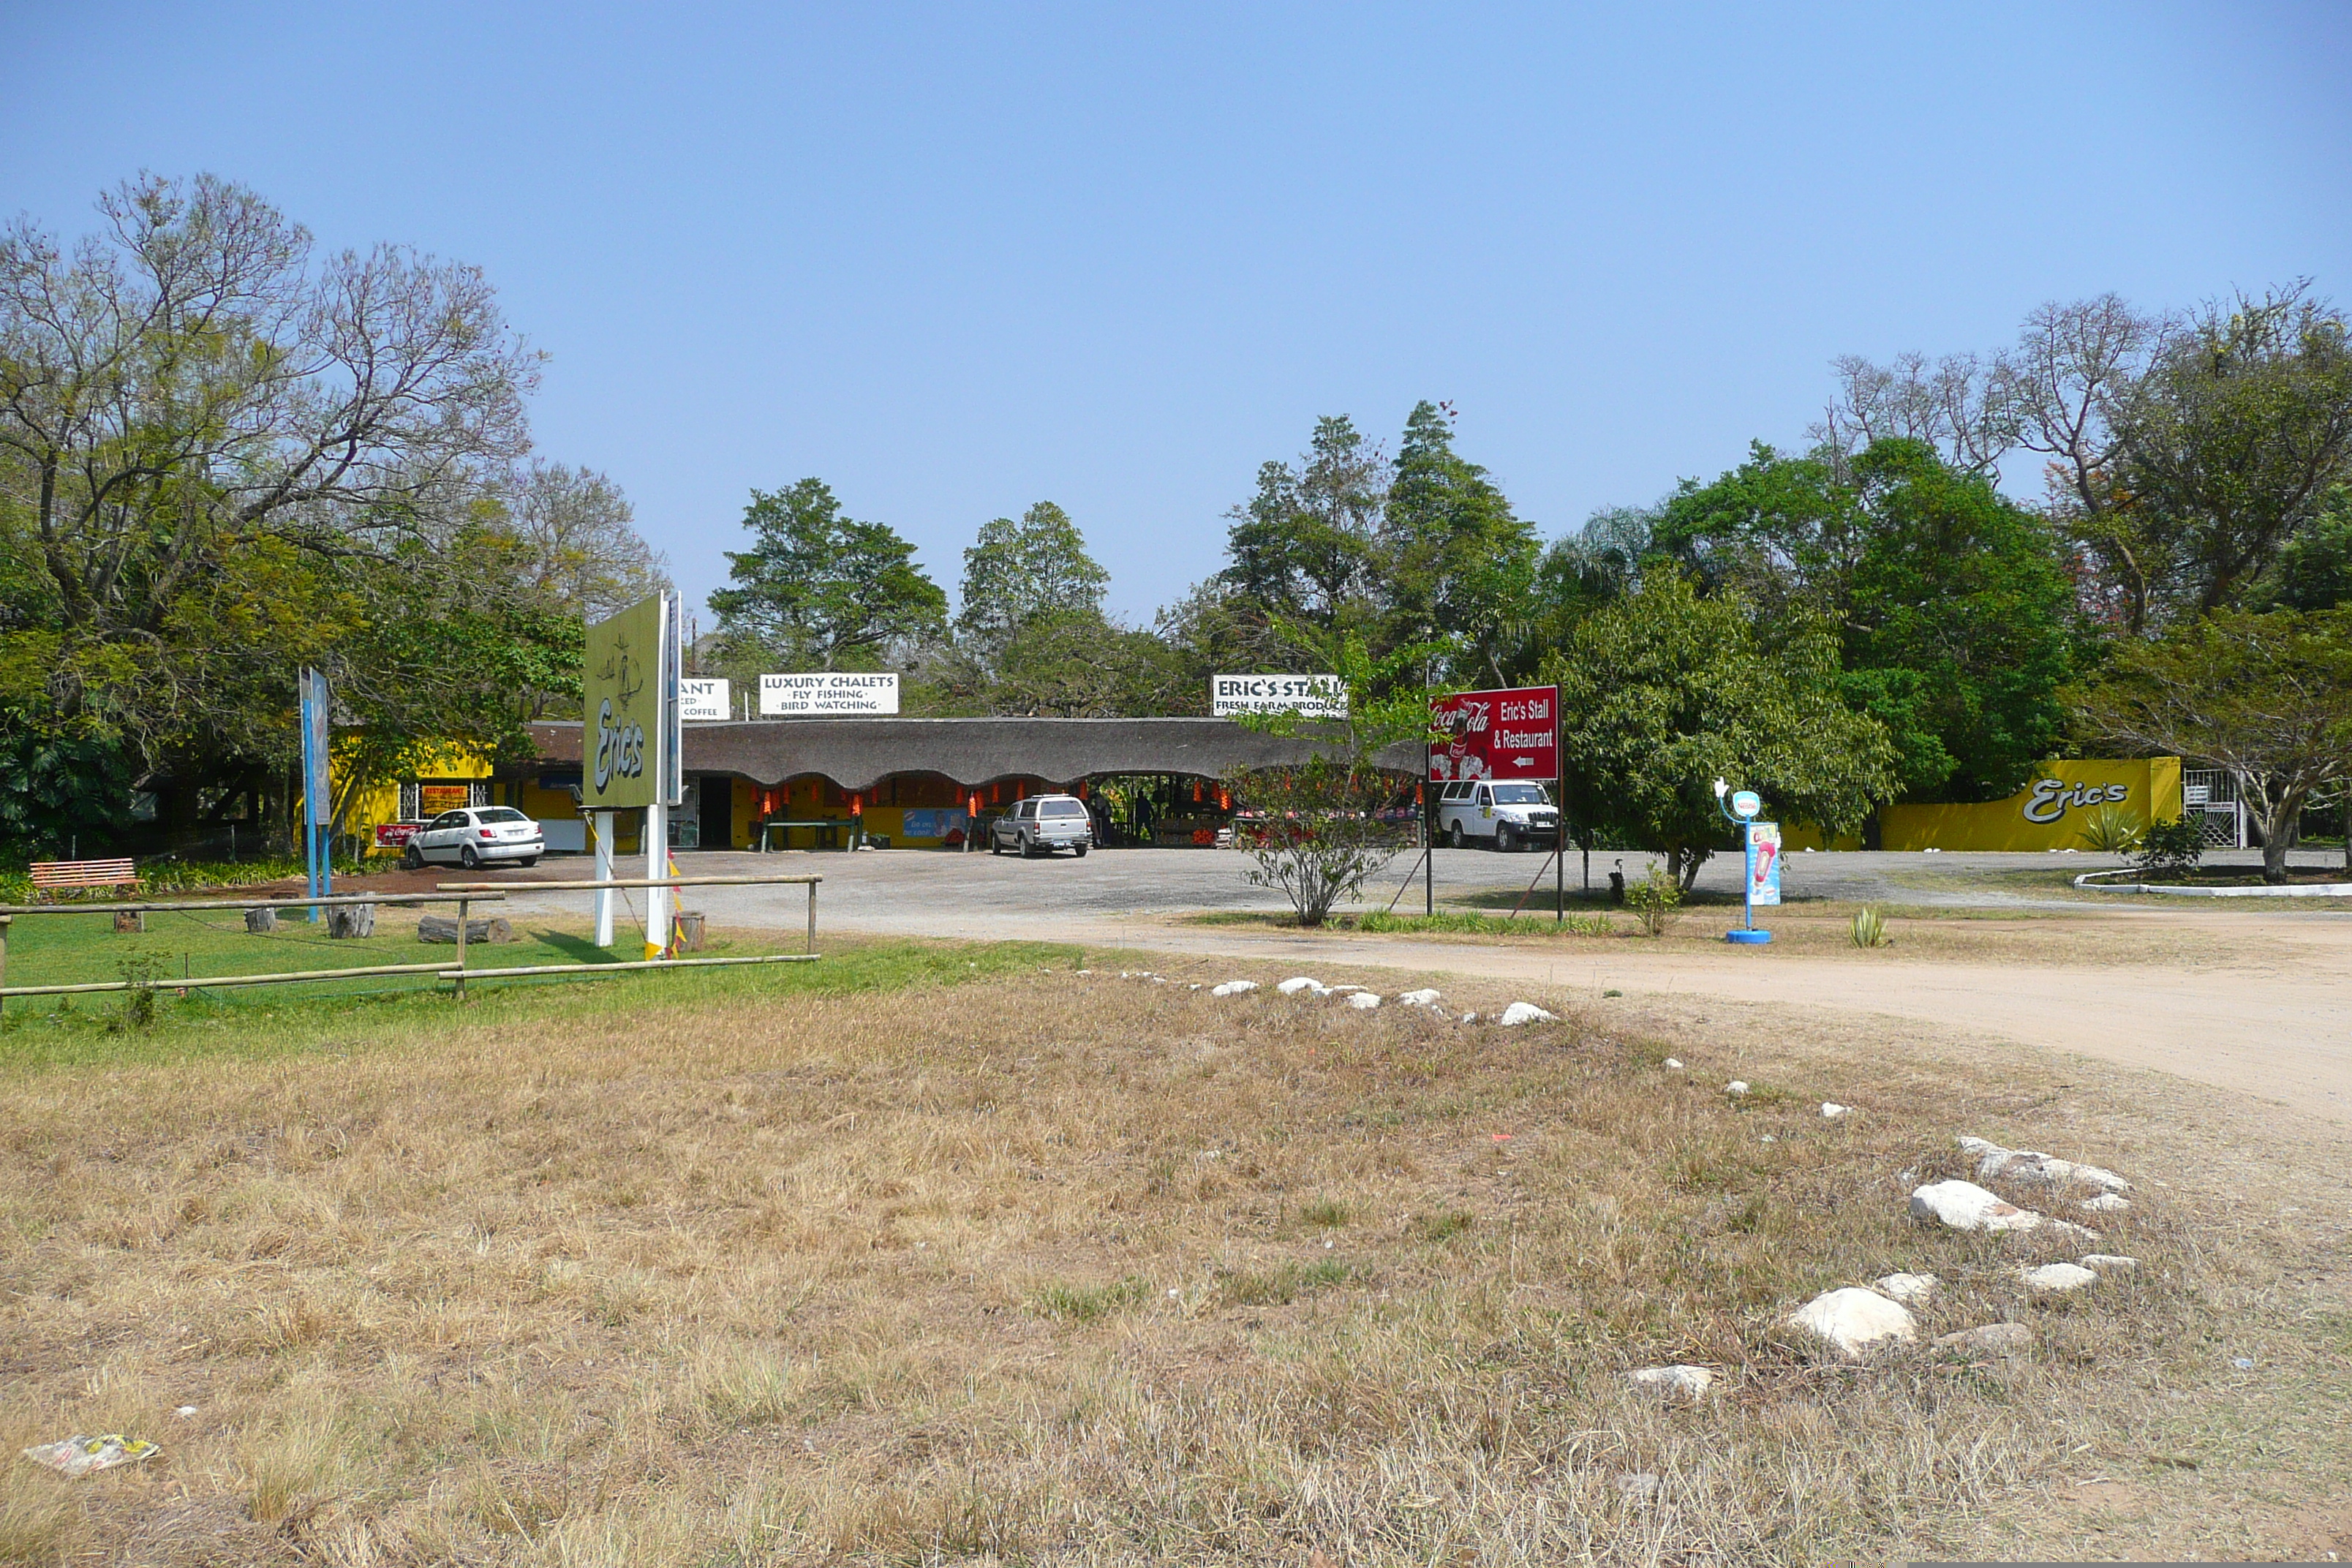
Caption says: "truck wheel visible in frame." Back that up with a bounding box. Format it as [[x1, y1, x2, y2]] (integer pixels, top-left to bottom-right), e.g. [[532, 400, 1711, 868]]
[[1496, 823, 1519, 853], [1021, 835, 1039, 859], [1447, 821, 1466, 849], [1074, 843, 1089, 858]]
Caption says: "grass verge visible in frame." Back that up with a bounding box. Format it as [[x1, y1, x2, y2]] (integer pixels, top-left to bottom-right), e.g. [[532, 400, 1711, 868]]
[[1, 953, 2340, 1563]]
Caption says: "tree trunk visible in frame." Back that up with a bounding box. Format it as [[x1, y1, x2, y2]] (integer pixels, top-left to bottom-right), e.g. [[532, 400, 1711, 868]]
[[2255, 788, 2307, 884], [2342, 790, 2349, 874]]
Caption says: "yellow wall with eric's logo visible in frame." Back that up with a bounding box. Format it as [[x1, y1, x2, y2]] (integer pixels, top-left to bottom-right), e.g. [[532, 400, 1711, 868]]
[[1880, 758, 2182, 851]]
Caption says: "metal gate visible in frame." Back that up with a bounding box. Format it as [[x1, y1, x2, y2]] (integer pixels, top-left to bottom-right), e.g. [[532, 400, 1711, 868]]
[[2181, 769, 2247, 848]]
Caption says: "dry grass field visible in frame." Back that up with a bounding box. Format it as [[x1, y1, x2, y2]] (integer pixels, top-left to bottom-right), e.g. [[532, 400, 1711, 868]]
[[1, 935, 2347, 1565]]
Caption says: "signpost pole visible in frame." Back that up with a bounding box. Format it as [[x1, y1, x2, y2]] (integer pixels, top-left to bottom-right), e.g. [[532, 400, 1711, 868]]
[[592, 811, 614, 946], [1556, 759, 1566, 922]]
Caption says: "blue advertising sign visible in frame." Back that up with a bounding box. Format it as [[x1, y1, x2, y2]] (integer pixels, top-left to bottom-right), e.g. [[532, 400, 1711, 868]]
[[1746, 821, 1782, 908]]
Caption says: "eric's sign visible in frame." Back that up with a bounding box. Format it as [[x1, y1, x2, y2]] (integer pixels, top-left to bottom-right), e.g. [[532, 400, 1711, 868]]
[[1430, 686, 1560, 783]]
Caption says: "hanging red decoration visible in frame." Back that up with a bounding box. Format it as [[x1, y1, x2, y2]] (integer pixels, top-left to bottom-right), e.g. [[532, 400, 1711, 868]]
[[849, 794, 862, 816], [1191, 779, 1203, 803]]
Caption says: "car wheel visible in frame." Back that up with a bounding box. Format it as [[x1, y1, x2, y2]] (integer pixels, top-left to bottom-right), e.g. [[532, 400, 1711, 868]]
[[990, 832, 1003, 855], [519, 856, 538, 867], [402, 844, 423, 870], [1447, 821, 1466, 849], [1020, 834, 1039, 859], [1074, 843, 1089, 858], [460, 845, 480, 870], [1496, 823, 1519, 853]]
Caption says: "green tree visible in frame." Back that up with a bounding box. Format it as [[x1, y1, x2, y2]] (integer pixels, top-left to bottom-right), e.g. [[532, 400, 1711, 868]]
[[984, 608, 1192, 717], [0, 173, 541, 847], [2253, 483, 2352, 611], [1219, 415, 1390, 638], [2072, 607, 2352, 883], [955, 501, 1112, 660], [2105, 287, 2352, 627], [1379, 400, 1540, 685], [708, 479, 946, 671], [1654, 439, 2074, 802], [1544, 573, 1896, 888]]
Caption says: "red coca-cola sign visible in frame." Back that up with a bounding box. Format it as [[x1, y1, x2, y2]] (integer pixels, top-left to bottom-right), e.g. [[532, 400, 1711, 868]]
[[374, 821, 421, 848], [1429, 685, 1560, 783]]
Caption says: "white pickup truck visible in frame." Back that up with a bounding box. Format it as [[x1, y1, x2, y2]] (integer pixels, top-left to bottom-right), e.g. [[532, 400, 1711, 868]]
[[1436, 780, 1560, 852]]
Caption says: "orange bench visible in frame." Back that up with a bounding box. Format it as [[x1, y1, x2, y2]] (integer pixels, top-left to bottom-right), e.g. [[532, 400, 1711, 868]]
[[28, 859, 143, 902]]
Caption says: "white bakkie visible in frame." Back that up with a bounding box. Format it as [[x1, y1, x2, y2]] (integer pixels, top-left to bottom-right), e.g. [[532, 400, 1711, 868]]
[[1435, 780, 1560, 852]]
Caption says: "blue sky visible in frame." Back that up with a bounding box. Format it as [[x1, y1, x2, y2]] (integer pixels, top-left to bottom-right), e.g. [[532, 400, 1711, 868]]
[[5, 4, 2348, 628]]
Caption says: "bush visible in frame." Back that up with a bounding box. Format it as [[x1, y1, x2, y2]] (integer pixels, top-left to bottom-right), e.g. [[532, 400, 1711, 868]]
[[2130, 815, 2206, 879], [1850, 906, 1891, 948], [1228, 758, 1408, 927], [2074, 804, 2145, 853], [1623, 867, 1682, 937]]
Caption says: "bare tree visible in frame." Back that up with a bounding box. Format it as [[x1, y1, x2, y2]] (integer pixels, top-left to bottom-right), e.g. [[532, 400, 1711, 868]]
[[504, 461, 669, 619], [1815, 351, 2016, 475]]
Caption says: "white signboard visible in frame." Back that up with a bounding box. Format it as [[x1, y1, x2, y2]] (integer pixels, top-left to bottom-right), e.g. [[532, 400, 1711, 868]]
[[761, 671, 901, 716], [679, 677, 731, 722], [1212, 674, 1348, 718]]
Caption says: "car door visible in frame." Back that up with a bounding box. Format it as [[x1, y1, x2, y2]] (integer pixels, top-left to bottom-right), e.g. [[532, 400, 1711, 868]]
[[1473, 785, 1493, 826], [425, 811, 463, 862]]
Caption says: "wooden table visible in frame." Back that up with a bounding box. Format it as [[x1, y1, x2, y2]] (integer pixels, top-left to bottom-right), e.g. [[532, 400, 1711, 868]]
[[758, 818, 864, 851]]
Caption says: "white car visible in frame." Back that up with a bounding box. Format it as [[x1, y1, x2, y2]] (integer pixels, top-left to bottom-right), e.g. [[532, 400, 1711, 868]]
[[1436, 780, 1560, 852], [990, 795, 1093, 858], [402, 806, 545, 870]]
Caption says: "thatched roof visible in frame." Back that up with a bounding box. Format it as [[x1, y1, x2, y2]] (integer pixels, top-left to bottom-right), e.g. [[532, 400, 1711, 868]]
[[525, 717, 1422, 793]]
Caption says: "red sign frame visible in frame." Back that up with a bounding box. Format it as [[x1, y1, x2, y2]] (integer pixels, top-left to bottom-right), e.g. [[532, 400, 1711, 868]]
[[1428, 685, 1561, 784]]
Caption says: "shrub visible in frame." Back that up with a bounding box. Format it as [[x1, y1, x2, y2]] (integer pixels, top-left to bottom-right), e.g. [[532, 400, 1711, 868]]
[[1228, 758, 1408, 927], [1623, 866, 1682, 937], [2131, 815, 2206, 879], [1850, 906, 1890, 948]]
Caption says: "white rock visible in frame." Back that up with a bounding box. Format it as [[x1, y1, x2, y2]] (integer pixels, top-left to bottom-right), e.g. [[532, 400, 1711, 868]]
[[1790, 1286, 1917, 1359], [2023, 1262, 2099, 1294], [1662, 1058, 1684, 1070], [1932, 1322, 2033, 1357], [1613, 1471, 1661, 1505], [1210, 979, 1259, 997], [1874, 1273, 1937, 1307], [1331, 984, 1365, 993], [1959, 1136, 2130, 1194], [1821, 1102, 1850, 1119], [1627, 1365, 1715, 1399], [1345, 991, 1382, 1010], [1460, 1011, 1478, 1024], [2078, 1254, 2138, 1273], [1909, 1180, 2051, 1234], [1396, 988, 1444, 1008], [1498, 1002, 1556, 1028], [1725, 1080, 1749, 1097], [1276, 976, 1328, 996], [2081, 1192, 2131, 1213]]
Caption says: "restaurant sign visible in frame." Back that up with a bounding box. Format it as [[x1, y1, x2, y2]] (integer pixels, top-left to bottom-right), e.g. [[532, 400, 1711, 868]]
[[1429, 685, 1560, 784]]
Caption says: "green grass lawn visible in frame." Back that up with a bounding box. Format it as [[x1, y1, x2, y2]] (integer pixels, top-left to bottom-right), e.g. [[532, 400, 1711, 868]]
[[0, 905, 1080, 1068]]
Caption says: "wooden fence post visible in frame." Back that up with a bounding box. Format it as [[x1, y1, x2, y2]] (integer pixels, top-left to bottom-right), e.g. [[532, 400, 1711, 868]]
[[454, 897, 469, 1001]]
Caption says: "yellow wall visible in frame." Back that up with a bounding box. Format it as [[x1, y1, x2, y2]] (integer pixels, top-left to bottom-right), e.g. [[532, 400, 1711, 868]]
[[324, 743, 494, 856], [1881, 758, 2182, 851]]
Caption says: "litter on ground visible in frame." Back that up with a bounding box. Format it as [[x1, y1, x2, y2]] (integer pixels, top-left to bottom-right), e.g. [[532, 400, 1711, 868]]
[[22, 1435, 161, 1477]]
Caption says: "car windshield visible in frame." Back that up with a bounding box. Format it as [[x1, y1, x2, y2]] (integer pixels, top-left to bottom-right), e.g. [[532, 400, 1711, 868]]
[[1041, 800, 1086, 817], [1489, 783, 1552, 805], [475, 808, 529, 823]]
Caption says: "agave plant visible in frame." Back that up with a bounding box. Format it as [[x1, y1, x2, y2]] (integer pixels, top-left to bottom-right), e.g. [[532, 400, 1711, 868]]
[[1850, 906, 1890, 949], [2076, 804, 2146, 853]]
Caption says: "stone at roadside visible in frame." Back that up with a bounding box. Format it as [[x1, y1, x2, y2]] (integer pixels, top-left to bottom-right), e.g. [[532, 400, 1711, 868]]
[[1627, 1365, 1714, 1399], [2081, 1192, 2130, 1213], [1498, 1002, 1556, 1028], [1397, 988, 1444, 1008], [1821, 1102, 1851, 1119], [1277, 976, 1329, 996], [2023, 1262, 2099, 1294], [1613, 1472, 1661, 1505], [1210, 979, 1258, 997], [1460, 1011, 1478, 1024], [1874, 1272, 1937, 1307], [1662, 1058, 1684, 1070], [1932, 1322, 2034, 1357], [1909, 1180, 2090, 1239], [1958, 1136, 2130, 1194], [1790, 1286, 1918, 1359], [2078, 1254, 2138, 1273], [1345, 991, 1382, 1010], [1725, 1080, 1749, 1097]]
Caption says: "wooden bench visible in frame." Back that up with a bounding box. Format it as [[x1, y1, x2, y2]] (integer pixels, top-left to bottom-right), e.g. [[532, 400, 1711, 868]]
[[28, 859, 143, 902]]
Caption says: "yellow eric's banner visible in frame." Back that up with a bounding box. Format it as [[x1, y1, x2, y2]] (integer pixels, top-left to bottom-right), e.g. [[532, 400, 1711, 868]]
[[1880, 758, 2183, 852], [583, 595, 663, 811]]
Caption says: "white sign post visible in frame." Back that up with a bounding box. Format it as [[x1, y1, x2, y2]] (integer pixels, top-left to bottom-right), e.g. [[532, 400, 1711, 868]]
[[1211, 674, 1348, 718], [761, 672, 900, 715]]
